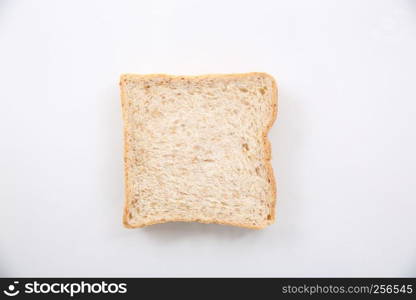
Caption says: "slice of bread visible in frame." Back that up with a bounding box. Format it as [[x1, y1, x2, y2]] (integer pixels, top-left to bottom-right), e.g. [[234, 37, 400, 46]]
[[120, 73, 277, 229]]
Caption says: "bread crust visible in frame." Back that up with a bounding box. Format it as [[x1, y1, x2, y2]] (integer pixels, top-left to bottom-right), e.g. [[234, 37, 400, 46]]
[[119, 72, 278, 229]]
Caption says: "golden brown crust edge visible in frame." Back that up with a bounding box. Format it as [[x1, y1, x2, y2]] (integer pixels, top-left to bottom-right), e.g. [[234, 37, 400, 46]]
[[265, 74, 278, 226], [119, 78, 134, 228], [120, 72, 278, 229]]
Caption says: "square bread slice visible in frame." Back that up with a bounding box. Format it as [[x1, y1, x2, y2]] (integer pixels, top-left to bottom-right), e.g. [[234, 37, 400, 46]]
[[120, 73, 277, 229]]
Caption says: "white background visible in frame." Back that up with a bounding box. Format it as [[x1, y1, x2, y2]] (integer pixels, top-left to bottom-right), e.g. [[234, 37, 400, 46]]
[[1, 0, 415, 277]]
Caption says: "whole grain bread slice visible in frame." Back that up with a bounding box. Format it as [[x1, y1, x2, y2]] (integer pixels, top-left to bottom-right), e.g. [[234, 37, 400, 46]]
[[120, 73, 277, 229]]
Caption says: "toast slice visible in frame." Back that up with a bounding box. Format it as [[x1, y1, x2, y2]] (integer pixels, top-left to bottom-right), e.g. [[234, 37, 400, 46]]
[[120, 73, 277, 229]]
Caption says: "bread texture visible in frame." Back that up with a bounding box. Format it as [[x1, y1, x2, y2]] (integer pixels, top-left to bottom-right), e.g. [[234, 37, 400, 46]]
[[120, 73, 277, 229]]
